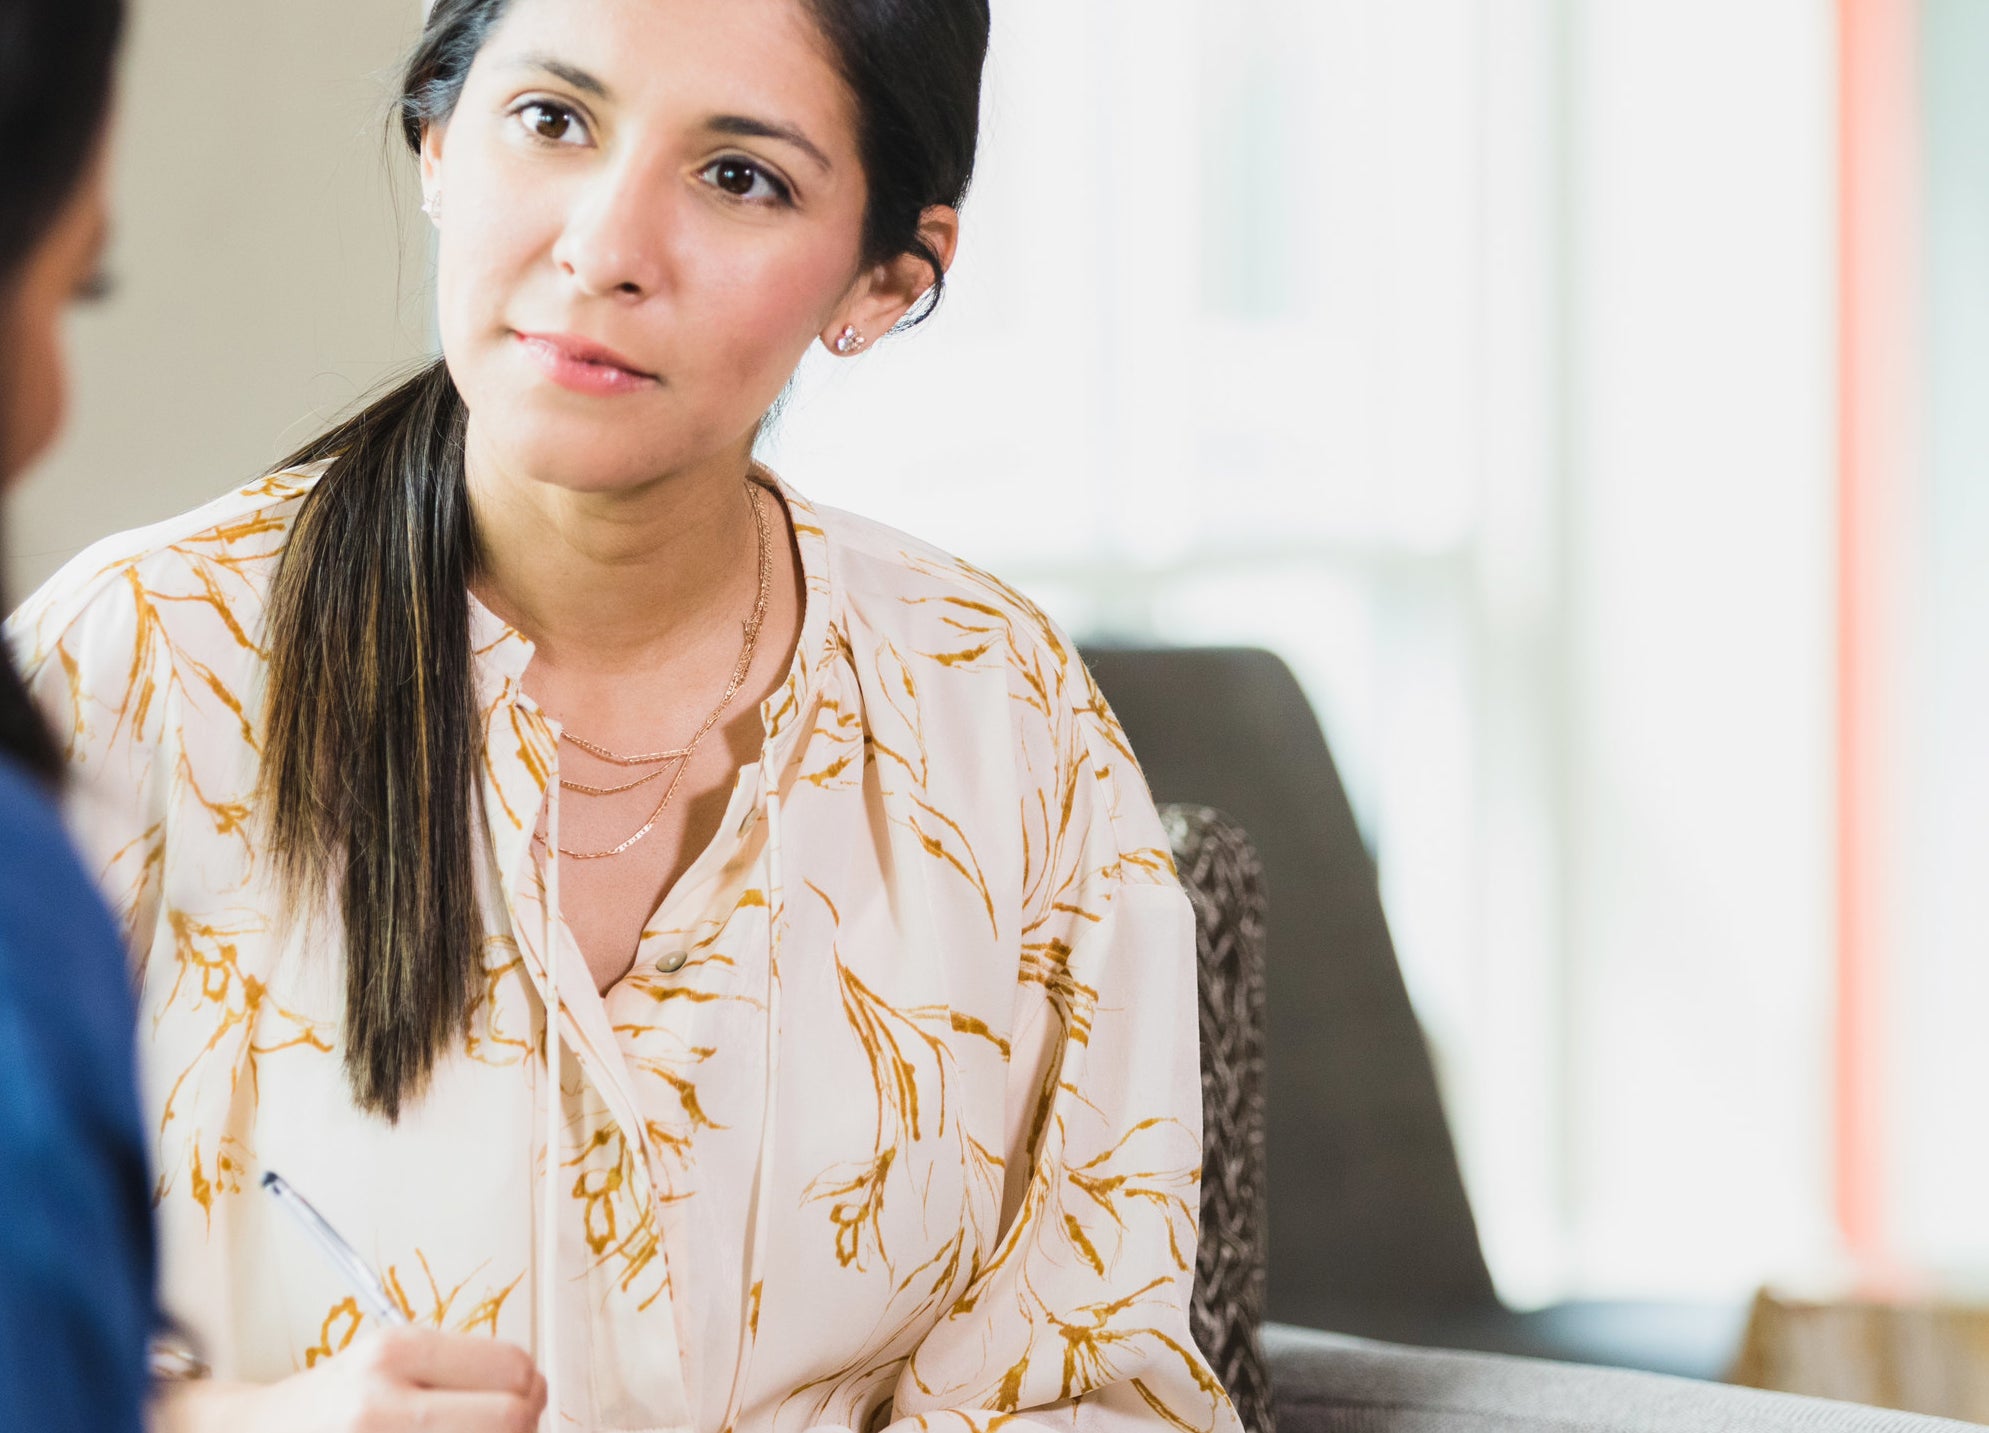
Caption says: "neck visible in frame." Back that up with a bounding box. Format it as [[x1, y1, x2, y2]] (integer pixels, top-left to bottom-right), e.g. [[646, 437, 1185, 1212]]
[[466, 429, 763, 674]]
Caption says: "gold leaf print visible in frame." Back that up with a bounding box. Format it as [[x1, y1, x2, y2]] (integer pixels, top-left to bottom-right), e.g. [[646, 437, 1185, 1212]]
[[1064, 1213, 1107, 1277], [1066, 1118, 1200, 1275], [300, 1252, 523, 1367], [1076, 682, 1140, 768], [239, 470, 313, 504], [101, 822, 165, 961], [383, 1250, 525, 1333], [818, 1148, 898, 1270], [111, 566, 259, 750], [915, 1097, 1210, 1417], [481, 696, 553, 832], [53, 641, 85, 762], [1019, 744, 1092, 935], [1120, 844, 1178, 882], [1048, 1275, 1182, 1402], [903, 797, 1000, 940], [1018, 939, 1100, 1050], [464, 938, 534, 1068], [177, 1133, 247, 1225], [156, 907, 332, 1131], [800, 697, 865, 789], [455, 1275, 526, 1337], [867, 641, 932, 791], [898, 560, 1066, 722], [1131, 1369, 1227, 1433], [782, 874, 1008, 1430], [155, 553, 263, 657], [567, 1122, 669, 1309], [947, 1011, 1011, 1058], [173, 747, 252, 859], [302, 1297, 363, 1368], [616, 889, 772, 1196], [802, 881, 983, 1274]]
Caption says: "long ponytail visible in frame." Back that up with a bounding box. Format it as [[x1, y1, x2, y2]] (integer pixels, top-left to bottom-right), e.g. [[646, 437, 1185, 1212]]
[[261, 360, 481, 1119], [258, 0, 513, 1121]]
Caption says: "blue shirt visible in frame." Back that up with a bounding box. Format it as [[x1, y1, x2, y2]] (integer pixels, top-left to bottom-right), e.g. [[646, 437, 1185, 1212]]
[[0, 756, 154, 1433]]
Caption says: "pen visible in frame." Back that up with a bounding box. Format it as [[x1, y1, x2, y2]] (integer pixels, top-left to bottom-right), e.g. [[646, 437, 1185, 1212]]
[[261, 1170, 410, 1326]]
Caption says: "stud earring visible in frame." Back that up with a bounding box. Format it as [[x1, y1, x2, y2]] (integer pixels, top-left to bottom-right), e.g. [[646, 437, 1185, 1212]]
[[421, 190, 442, 224], [833, 325, 868, 356]]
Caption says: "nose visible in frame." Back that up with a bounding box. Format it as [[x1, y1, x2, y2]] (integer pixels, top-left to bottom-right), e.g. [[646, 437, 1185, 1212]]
[[551, 161, 668, 302]]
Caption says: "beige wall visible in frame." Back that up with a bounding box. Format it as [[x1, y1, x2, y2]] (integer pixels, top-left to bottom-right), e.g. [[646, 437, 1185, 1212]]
[[11, 0, 431, 593]]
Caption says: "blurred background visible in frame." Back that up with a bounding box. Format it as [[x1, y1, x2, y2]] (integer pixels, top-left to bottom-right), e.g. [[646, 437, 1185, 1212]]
[[14, 0, 1985, 1406]]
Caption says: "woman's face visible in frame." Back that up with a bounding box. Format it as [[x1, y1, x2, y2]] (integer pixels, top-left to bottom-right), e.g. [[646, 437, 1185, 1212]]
[[2, 145, 111, 484], [427, 0, 888, 494]]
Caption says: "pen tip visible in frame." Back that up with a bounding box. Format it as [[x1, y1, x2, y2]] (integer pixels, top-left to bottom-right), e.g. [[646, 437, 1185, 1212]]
[[260, 1170, 279, 1190]]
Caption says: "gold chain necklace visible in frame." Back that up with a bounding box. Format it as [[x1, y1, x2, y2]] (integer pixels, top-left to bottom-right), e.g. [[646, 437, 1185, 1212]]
[[550, 481, 773, 861], [557, 736, 694, 798]]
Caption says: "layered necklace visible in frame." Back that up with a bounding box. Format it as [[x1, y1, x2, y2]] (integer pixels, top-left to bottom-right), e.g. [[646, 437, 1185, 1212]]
[[551, 481, 774, 862]]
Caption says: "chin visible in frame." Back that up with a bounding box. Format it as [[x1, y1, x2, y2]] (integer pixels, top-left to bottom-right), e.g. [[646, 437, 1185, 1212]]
[[478, 407, 696, 495], [512, 437, 661, 494]]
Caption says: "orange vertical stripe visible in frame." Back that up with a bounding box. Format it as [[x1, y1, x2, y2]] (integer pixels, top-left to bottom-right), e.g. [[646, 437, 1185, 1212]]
[[1835, 0, 1918, 1277]]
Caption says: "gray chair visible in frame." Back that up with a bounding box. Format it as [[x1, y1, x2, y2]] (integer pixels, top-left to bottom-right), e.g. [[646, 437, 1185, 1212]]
[[1084, 643, 1743, 1379], [1158, 802, 1981, 1433], [1263, 1323, 1984, 1433]]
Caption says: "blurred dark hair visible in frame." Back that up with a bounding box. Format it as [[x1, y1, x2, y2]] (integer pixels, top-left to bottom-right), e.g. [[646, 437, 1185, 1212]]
[[0, 0, 126, 783], [263, 0, 991, 1117]]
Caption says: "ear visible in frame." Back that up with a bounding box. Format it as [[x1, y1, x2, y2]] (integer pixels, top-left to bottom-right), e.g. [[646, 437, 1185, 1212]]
[[819, 205, 962, 356], [419, 121, 448, 207]]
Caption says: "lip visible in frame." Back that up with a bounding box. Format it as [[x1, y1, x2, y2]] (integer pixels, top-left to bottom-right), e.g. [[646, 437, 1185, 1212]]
[[513, 331, 660, 396]]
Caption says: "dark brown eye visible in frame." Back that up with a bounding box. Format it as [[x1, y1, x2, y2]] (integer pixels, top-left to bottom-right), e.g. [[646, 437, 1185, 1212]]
[[522, 102, 579, 143], [700, 158, 791, 205], [713, 160, 757, 196]]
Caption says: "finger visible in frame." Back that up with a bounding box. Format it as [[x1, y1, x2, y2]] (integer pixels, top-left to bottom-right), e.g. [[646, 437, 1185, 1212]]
[[365, 1327, 540, 1395], [402, 1389, 545, 1433]]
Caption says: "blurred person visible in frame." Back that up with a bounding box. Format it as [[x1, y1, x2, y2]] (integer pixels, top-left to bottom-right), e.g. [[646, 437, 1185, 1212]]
[[9, 1, 1238, 1431], [0, 0, 156, 1429]]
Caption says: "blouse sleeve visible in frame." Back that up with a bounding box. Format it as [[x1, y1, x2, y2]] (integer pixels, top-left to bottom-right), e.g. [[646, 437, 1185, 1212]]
[[6, 554, 171, 956], [879, 646, 1240, 1433]]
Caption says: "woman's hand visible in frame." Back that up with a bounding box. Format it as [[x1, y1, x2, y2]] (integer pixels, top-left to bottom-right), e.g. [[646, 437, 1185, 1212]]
[[152, 1326, 548, 1433]]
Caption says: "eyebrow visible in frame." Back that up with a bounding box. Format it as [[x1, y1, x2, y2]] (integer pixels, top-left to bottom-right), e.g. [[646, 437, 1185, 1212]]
[[707, 115, 834, 175], [506, 53, 613, 101]]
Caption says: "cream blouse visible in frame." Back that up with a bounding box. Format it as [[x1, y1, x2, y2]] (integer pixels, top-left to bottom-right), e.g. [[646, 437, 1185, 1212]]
[[8, 465, 1239, 1433]]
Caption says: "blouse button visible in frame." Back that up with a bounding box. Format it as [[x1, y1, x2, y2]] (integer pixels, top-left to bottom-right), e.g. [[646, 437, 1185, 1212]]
[[657, 951, 690, 975]]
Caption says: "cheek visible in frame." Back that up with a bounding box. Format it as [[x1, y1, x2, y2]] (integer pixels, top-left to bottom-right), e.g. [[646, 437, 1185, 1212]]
[[435, 208, 544, 344], [686, 239, 858, 387], [433, 146, 567, 344], [0, 293, 67, 484]]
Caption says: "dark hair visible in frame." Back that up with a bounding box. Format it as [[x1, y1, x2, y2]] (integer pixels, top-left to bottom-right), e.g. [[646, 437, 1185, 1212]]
[[0, 0, 125, 783], [263, 0, 991, 1118]]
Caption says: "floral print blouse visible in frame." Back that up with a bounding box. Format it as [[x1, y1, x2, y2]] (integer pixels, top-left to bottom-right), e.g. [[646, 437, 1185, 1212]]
[[8, 466, 1238, 1433]]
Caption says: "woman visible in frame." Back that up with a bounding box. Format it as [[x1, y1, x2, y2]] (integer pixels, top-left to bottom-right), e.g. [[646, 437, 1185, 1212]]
[[12, 1, 1238, 1430], [0, 1, 156, 1430]]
